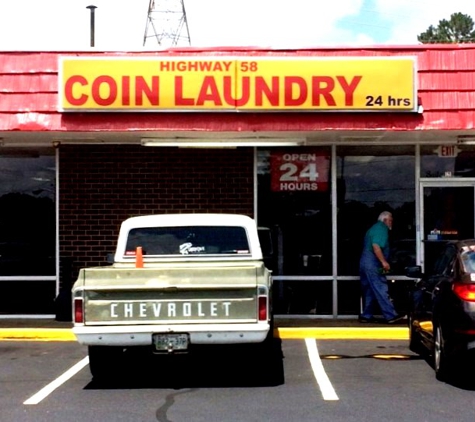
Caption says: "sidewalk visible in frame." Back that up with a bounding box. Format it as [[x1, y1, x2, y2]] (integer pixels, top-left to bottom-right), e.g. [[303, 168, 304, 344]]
[[0, 317, 409, 341]]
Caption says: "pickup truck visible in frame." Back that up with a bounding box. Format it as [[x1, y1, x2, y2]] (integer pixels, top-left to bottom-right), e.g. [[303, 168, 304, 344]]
[[71, 213, 276, 380]]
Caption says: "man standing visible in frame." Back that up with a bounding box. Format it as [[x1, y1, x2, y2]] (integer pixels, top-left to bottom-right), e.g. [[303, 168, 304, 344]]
[[359, 211, 405, 324]]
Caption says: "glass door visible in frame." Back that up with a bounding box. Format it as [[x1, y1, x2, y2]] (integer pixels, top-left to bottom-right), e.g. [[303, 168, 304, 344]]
[[420, 181, 475, 272]]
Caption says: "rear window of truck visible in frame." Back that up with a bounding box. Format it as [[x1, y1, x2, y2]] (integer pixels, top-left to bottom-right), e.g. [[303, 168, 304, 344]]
[[124, 226, 250, 257]]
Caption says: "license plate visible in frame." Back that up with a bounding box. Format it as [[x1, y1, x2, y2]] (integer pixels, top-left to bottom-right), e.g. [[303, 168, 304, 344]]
[[153, 333, 189, 352]]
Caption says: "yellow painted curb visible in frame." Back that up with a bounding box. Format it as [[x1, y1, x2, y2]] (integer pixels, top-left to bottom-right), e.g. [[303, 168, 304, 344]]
[[276, 327, 409, 340], [0, 327, 408, 341], [0, 329, 76, 342]]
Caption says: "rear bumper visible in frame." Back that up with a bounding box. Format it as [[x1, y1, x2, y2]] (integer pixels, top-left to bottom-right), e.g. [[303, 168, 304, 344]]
[[73, 323, 270, 346]]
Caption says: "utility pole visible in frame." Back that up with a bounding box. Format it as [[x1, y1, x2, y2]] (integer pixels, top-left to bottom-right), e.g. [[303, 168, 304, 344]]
[[86, 5, 97, 47], [143, 0, 191, 47]]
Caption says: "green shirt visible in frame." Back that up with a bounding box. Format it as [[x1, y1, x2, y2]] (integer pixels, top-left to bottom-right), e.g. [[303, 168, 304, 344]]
[[363, 221, 389, 258]]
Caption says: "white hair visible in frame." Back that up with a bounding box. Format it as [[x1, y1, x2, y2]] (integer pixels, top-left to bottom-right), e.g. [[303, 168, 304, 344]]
[[378, 211, 392, 222]]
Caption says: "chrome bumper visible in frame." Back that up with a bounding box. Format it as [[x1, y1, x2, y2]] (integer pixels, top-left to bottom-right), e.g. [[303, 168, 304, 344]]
[[73, 323, 270, 346]]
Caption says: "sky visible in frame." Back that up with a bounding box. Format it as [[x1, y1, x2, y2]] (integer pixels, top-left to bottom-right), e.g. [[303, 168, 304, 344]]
[[0, 0, 475, 50]]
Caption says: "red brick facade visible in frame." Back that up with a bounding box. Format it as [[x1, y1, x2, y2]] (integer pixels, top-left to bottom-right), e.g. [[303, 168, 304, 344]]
[[58, 145, 254, 286]]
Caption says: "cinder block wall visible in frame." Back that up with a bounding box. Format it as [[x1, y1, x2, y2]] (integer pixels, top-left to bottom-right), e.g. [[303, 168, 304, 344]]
[[58, 145, 254, 287]]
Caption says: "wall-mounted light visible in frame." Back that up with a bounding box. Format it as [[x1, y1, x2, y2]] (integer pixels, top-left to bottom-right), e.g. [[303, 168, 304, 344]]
[[141, 138, 306, 148], [55, 139, 134, 145], [457, 135, 475, 145]]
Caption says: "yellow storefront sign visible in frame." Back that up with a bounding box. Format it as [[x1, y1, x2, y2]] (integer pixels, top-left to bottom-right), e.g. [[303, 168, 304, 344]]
[[59, 57, 417, 112]]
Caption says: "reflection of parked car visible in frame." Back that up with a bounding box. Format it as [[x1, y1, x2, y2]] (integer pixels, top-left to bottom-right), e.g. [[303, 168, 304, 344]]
[[0, 241, 55, 276], [390, 239, 416, 274], [406, 239, 475, 382]]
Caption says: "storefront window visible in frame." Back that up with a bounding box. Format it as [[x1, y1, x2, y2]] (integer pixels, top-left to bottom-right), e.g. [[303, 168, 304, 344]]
[[336, 145, 416, 275], [421, 144, 475, 177], [257, 147, 332, 276], [274, 279, 333, 315], [337, 280, 361, 315], [0, 148, 56, 276]]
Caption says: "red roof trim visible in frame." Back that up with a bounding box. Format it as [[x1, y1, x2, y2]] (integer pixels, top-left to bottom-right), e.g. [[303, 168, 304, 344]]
[[6, 43, 475, 54], [0, 47, 474, 132]]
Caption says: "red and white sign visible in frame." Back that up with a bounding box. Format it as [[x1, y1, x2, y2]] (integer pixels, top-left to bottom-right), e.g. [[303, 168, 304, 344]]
[[270, 149, 330, 192], [436, 145, 460, 158]]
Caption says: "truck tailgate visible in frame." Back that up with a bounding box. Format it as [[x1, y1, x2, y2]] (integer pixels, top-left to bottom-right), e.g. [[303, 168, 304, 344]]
[[77, 263, 266, 325]]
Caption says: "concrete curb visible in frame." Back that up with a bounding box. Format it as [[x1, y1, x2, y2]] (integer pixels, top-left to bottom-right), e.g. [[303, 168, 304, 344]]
[[0, 327, 409, 342]]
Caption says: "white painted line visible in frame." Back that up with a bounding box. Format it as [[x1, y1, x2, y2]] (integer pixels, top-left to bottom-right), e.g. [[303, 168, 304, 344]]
[[24, 356, 89, 405], [305, 338, 339, 401]]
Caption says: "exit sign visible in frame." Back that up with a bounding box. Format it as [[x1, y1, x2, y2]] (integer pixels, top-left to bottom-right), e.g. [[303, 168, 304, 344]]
[[436, 145, 460, 157]]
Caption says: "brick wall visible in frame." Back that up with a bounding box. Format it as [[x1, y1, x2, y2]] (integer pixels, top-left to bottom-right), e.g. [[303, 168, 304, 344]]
[[58, 145, 254, 287]]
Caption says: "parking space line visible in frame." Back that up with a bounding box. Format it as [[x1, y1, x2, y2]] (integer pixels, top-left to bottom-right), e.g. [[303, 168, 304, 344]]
[[305, 338, 339, 401], [23, 356, 89, 405]]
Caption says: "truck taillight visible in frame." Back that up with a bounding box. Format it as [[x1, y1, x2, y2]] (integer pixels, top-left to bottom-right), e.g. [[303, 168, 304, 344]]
[[74, 298, 84, 323], [258, 296, 267, 321]]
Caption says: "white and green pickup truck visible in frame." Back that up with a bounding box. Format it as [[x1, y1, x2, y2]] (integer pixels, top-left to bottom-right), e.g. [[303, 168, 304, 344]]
[[72, 213, 275, 380]]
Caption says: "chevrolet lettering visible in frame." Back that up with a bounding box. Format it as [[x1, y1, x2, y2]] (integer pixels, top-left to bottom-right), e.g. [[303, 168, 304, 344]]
[[107, 301, 234, 319]]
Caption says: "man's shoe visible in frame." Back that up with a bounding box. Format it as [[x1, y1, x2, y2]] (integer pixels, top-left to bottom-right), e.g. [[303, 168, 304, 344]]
[[386, 314, 406, 324], [358, 315, 376, 323]]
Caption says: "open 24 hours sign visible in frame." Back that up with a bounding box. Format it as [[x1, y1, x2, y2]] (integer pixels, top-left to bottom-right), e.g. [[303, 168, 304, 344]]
[[270, 149, 330, 192], [59, 56, 417, 112]]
